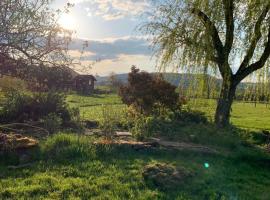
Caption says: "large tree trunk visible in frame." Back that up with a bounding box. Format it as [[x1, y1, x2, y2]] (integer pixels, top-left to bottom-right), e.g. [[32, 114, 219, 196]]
[[214, 79, 237, 127]]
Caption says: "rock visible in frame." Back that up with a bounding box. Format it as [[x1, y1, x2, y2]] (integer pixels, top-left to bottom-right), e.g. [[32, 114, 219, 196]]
[[142, 163, 192, 190], [147, 137, 219, 154], [115, 132, 133, 137], [0, 133, 38, 151]]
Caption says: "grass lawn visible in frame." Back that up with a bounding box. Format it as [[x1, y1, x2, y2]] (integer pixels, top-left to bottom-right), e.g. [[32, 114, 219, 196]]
[[1, 92, 270, 199], [1, 133, 270, 200], [67, 93, 270, 131], [189, 99, 270, 130]]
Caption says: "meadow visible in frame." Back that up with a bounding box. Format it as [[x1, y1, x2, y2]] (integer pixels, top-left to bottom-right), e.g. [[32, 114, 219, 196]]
[[67, 92, 270, 131], [1, 91, 270, 200]]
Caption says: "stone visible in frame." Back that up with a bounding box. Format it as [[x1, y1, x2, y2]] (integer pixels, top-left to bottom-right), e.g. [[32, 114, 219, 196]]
[[115, 132, 133, 137], [0, 133, 38, 151]]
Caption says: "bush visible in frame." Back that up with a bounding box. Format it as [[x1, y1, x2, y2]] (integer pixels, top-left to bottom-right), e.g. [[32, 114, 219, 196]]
[[131, 114, 156, 140], [0, 91, 81, 131], [174, 110, 208, 124], [119, 66, 180, 115], [99, 105, 122, 138], [41, 113, 63, 134], [0, 76, 27, 93]]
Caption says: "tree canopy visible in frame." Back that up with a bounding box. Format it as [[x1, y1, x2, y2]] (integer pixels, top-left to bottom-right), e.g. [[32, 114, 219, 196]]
[[143, 0, 270, 126], [0, 0, 73, 66]]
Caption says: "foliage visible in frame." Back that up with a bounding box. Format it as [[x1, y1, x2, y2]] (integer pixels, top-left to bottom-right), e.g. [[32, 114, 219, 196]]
[[142, 0, 270, 126], [108, 72, 123, 91], [41, 133, 95, 162], [131, 114, 156, 140], [0, 91, 78, 128], [41, 113, 63, 134], [66, 91, 270, 131], [98, 105, 123, 137], [0, 0, 72, 66], [0, 76, 27, 93], [119, 66, 180, 115], [1, 132, 270, 199], [174, 109, 208, 124]]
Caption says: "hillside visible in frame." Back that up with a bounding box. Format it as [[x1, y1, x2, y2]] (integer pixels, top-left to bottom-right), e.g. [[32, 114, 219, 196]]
[[96, 73, 250, 90]]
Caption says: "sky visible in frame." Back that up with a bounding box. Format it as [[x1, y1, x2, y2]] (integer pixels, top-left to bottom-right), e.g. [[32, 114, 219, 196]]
[[51, 0, 156, 76]]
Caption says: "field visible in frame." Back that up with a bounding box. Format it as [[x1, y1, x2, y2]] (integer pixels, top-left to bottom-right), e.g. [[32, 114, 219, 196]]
[[1, 92, 270, 199], [189, 98, 270, 130], [67, 93, 270, 131]]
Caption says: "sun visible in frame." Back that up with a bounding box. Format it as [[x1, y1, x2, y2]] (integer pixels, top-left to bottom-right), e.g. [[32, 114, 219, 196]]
[[59, 13, 76, 30]]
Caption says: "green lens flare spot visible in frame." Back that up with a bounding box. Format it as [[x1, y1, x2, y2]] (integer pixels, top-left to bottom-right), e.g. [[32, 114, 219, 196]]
[[204, 163, 210, 168]]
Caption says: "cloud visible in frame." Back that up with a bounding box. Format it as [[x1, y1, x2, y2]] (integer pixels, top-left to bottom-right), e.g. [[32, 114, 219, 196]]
[[70, 0, 149, 20], [69, 36, 152, 61], [68, 36, 154, 75], [68, 50, 96, 59], [81, 54, 155, 75]]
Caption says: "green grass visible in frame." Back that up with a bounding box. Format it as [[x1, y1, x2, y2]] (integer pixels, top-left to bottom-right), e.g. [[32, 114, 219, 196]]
[[67, 93, 270, 130], [0, 133, 270, 200], [67, 93, 127, 122], [1, 92, 270, 199], [188, 99, 270, 130]]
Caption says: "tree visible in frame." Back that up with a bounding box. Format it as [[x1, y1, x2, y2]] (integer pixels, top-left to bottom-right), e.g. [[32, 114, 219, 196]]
[[119, 66, 179, 115], [0, 0, 73, 67], [108, 72, 123, 90], [142, 0, 270, 127]]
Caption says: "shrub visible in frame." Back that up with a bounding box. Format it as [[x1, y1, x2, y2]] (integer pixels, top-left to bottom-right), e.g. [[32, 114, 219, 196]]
[[119, 66, 180, 115], [0, 91, 80, 130], [0, 76, 27, 93], [174, 110, 208, 124], [99, 105, 122, 138], [131, 114, 156, 140], [41, 113, 63, 134]]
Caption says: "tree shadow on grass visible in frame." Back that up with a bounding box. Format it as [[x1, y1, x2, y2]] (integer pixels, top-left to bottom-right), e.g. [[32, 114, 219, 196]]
[[1, 137, 270, 200]]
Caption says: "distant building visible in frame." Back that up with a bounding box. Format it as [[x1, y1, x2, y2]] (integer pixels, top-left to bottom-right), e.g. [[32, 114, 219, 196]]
[[0, 53, 97, 94], [73, 74, 97, 95]]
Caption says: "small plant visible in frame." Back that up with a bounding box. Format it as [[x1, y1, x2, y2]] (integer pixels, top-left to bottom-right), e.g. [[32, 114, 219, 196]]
[[131, 114, 156, 140], [99, 105, 120, 138], [0, 76, 27, 93], [41, 113, 63, 134]]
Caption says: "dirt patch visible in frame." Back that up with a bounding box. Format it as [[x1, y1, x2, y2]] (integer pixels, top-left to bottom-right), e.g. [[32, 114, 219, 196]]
[[143, 163, 193, 190]]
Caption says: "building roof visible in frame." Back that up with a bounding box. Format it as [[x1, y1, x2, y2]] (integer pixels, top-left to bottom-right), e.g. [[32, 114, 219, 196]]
[[74, 74, 97, 81]]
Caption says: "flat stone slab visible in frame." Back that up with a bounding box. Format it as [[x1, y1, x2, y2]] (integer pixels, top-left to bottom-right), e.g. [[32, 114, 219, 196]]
[[115, 132, 133, 137], [94, 136, 218, 154], [148, 137, 219, 154]]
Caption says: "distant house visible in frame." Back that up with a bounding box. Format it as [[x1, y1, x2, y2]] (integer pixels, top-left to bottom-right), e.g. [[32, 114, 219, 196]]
[[73, 74, 96, 94]]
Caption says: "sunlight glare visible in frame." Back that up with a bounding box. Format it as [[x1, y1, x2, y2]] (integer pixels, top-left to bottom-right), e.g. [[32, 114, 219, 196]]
[[59, 13, 76, 30]]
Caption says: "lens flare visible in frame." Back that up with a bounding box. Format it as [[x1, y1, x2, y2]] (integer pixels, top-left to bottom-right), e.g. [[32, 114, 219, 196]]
[[204, 163, 210, 168]]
